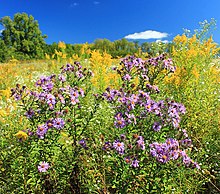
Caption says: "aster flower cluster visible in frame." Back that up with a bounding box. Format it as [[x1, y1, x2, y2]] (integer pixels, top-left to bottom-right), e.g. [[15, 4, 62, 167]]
[[35, 74, 55, 92], [60, 62, 94, 81], [150, 138, 200, 169], [103, 87, 186, 130], [10, 84, 26, 101], [102, 55, 183, 131], [102, 55, 200, 171], [11, 61, 98, 177], [103, 134, 146, 168], [11, 61, 93, 141], [114, 54, 176, 89], [36, 117, 65, 139]]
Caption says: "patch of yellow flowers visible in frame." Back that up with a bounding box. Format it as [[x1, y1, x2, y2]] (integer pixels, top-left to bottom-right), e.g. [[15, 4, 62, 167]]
[[165, 34, 219, 86], [89, 50, 120, 91]]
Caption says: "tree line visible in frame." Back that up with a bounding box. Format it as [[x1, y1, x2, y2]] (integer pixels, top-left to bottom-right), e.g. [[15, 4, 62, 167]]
[[0, 12, 173, 62]]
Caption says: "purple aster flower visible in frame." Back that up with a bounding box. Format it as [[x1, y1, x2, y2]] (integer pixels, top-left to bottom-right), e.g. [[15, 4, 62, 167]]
[[152, 122, 162, 132], [141, 74, 149, 80], [139, 90, 150, 99], [145, 99, 154, 112], [150, 138, 181, 164], [14, 93, 22, 101], [38, 92, 46, 101], [182, 155, 192, 167], [36, 124, 48, 139], [70, 89, 79, 98], [130, 94, 139, 102], [180, 150, 187, 157], [178, 104, 186, 114], [76, 71, 83, 78], [118, 96, 127, 104], [46, 94, 56, 109], [152, 85, 160, 93], [123, 74, 131, 81], [168, 107, 178, 118], [102, 142, 112, 151], [127, 101, 136, 110], [24, 108, 35, 119], [70, 96, 79, 105], [131, 158, 139, 168], [163, 58, 176, 72], [157, 100, 165, 108], [114, 117, 126, 128], [27, 129, 34, 136], [79, 139, 87, 149], [125, 112, 136, 124], [120, 134, 126, 140], [124, 156, 131, 164], [58, 74, 66, 82], [53, 118, 65, 129], [192, 162, 201, 170], [182, 129, 189, 138], [113, 140, 125, 154], [114, 112, 126, 128], [42, 82, 54, 92], [172, 117, 180, 128], [150, 149, 158, 157], [46, 119, 54, 129], [137, 138, 145, 150], [35, 79, 43, 87], [170, 150, 180, 160], [58, 94, 65, 104], [146, 84, 153, 90], [158, 154, 170, 163], [102, 90, 116, 101], [166, 138, 179, 149], [181, 139, 192, 147], [79, 88, 85, 97], [38, 161, 50, 172]]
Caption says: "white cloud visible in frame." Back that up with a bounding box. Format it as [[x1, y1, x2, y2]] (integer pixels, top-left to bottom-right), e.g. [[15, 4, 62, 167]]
[[125, 30, 169, 40], [156, 39, 169, 44], [93, 1, 100, 5]]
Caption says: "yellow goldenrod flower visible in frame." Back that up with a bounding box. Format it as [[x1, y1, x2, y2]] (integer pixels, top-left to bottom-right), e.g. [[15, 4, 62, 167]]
[[45, 53, 50, 60], [15, 130, 28, 141], [58, 41, 66, 49]]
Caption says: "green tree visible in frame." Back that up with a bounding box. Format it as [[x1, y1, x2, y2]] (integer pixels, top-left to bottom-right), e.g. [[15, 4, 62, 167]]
[[0, 12, 47, 60]]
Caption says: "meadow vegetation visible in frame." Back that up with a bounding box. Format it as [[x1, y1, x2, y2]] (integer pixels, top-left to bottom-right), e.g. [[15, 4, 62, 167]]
[[0, 15, 219, 193]]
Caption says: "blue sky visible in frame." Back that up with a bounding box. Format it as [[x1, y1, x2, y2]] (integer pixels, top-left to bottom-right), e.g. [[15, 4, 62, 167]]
[[1, 0, 220, 44]]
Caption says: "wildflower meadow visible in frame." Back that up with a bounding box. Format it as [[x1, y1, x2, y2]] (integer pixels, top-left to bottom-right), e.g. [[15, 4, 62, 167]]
[[0, 19, 220, 193]]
